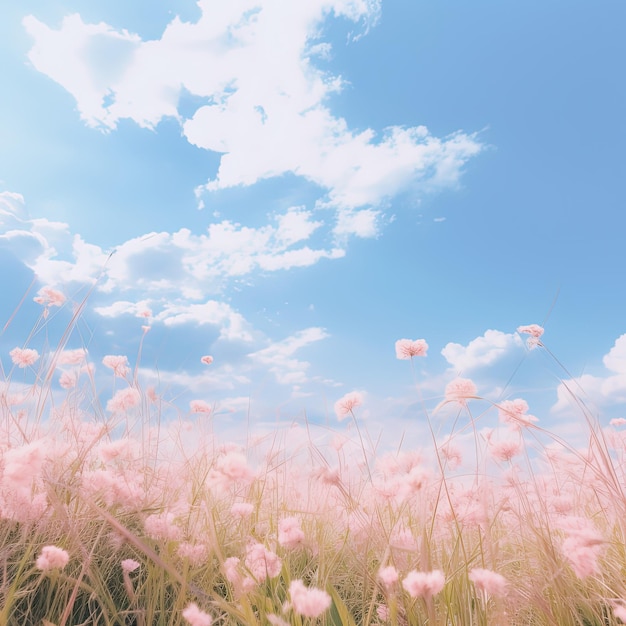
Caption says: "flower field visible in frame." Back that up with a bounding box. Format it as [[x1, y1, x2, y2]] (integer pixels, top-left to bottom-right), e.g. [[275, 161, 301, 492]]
[[1, 290, 626, 625]]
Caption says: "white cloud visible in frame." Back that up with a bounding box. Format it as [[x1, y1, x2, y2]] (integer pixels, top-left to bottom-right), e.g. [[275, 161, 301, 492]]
[[24, 1, 482, 236], [249, 326, 329, 384], [553, 334, 626, 413], [441, 329, 523, 373]]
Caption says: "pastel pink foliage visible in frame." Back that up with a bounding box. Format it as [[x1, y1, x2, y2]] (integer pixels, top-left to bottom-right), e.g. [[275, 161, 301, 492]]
[[517, 324, 544, 338], [230, 502, 254, 518], [57, 348, 88, 365], [144, 512, 181, 541], [613, 604, 626, 623], [102, 354, 130, 377], [334, 391, 363, 420], [121, 559, 140, 573], [177, 543, 209, 566], [182, 603, 213, 626], [402, 569, 445, 598], [245, 542, 282, 582], [36, 545, 69, 571], [107, 388, 141, 413], [278, 516, 305, 549], [498, 398, 538, 430], [395, 338, 428, 359], [488, 438, 522, 462], [201, 355, 214, 365], [288, 580, 332, 618], [190, 399, 212, 414], [444, 377, 477, 404], [9, 347, 39, 368], [469, 568, 508, 596], [378, 565, 399, 590], [33, 286, 66, 307]]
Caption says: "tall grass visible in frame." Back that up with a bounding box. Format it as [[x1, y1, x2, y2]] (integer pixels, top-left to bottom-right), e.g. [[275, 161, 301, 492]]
[[1, 289, 626, 625]]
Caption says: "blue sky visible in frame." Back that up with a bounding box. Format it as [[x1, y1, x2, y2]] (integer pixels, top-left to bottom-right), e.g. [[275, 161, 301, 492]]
[[1, 0, 625, 444]]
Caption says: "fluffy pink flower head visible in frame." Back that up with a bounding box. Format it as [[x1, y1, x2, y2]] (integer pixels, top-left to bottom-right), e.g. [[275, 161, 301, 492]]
[[498, 398, 538, 430], [334, 391, 363, 420], [517, 324, 544, 338], [230, 502, 254, 518], [488, 438, 522, 462], [444, 378, 477, 404], [121, 558, 140, 573], [201, 355, 213, 365], [102, 354, 130, 377], [469, 568, 508, 596], [107, 388, 141, 414], [278, 516, 305, 549], [36, 545, 69, 571], [395, 338, 428, 359], [288, 580, 332, 618], [402, 569, 445, 598], [57, 348, 88, 365], [182, 602, 213, 626], [10, 347, 39, 368], [34, 286, 66, 307], [378, 565, 399, 590], [190, 399, 212, 414], [245, 542, 282, 581]]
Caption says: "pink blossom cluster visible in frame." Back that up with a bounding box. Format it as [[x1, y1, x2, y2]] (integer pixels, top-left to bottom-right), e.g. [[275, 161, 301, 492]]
[[468, 568, 508, 596], [36, 545, 69, 571], [102, 354, 130, 377], [33, 286, 66, 308], [402, 569, 445, 598], [395, 338, 428, 359], [278, 516, 305, 549], [334, 391, 363, 420], [9, 347, 39, 368], [182, 603, 213, 626], [244, 542, 282, 582], [444, 377, 477, 404], [288, 580, 332, 618]]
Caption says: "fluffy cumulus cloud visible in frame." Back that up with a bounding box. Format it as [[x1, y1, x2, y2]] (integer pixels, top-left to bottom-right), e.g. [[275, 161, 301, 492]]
[[441, 330, 523, 373], [553, 334, 626, 413], [23, 0, 481, 237]]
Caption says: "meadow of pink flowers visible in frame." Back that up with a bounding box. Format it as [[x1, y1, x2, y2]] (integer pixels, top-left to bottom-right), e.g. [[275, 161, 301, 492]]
[[1, 288, 626, 625]]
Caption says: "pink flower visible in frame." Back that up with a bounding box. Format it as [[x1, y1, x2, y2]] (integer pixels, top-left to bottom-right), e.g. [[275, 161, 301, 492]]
[[395, 338, 428, 359], [57, 348, 88, 365], [245, 543, 282, 581], [59, 371, 77, 389], [278, 517, 305, 549], [378, 565, 399, 590], [182, 602, 213, 626], [402, 570, 445, 598], [36, 545, 69, 571], [613, 604, 626, 623], [517, 324, 544, 338], [144, 512, 181, 541], [288, 580, 332, 618], [498, 398, 538, 429], [488, 439, 522, 462], [190, 400, 212, 414], [34, 286, 66, 307], [102, 355, 130, 377], [10, 347, 39, 368], [611, 418, 626, 426], [201, 355, 213, 365], [177, 543, 209, 566], [334, 391, 363, 420], [517, 324, 544, 349], [444, 378, 477, 404], [469, 568, 508, 596], [121, 559, 140, 573], [230, 502, 254, 518], [214, 451, 254, 482], [107, 388, 141, 413]]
